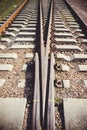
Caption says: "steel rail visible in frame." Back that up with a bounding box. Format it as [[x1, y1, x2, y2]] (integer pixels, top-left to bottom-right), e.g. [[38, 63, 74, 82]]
[[40, 0, 45, 57], [39, 0, 46, 122], [32, 53, 40, 130], [42, 0, 53, 123], [47, 53, 55, 130], [0, 0, 28, 35], [33, 0, 54, 129]]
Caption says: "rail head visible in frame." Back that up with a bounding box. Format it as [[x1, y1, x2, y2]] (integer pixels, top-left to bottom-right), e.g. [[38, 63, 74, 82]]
[[32, 53, 40, 130], [41, 0, 53, 123], [47, 53, 55, 130]]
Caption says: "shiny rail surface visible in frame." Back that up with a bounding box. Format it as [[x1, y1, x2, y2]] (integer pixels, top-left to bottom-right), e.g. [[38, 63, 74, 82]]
[[39, 0, 45, 122], [32, 0, 55, 129], [41, 0, 53, 124], [32, 53, 40, 130], [47, 53, 55, 130]]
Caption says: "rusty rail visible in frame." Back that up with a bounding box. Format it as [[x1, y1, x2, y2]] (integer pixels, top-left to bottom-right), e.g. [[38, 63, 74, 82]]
[[32, 53, 40, 130], [47, 53, 55, 130], [0, 0, 28, 35]]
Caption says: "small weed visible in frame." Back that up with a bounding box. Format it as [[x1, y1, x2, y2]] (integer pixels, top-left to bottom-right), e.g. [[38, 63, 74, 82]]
[[55, 98, 62, 104]]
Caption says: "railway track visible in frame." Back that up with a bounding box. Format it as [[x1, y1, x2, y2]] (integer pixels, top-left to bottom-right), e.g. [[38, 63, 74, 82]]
[[0, 0, 87, 130]]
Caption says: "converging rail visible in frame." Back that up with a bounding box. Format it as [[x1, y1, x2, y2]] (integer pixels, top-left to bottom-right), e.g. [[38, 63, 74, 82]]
[[0, 0, 28, 35], [41, 0, 53, 124], [32, 0, 55, 129], [32, 53, 40, 130], [39, 0, 45, 123], [47, 53, 55, 130]]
